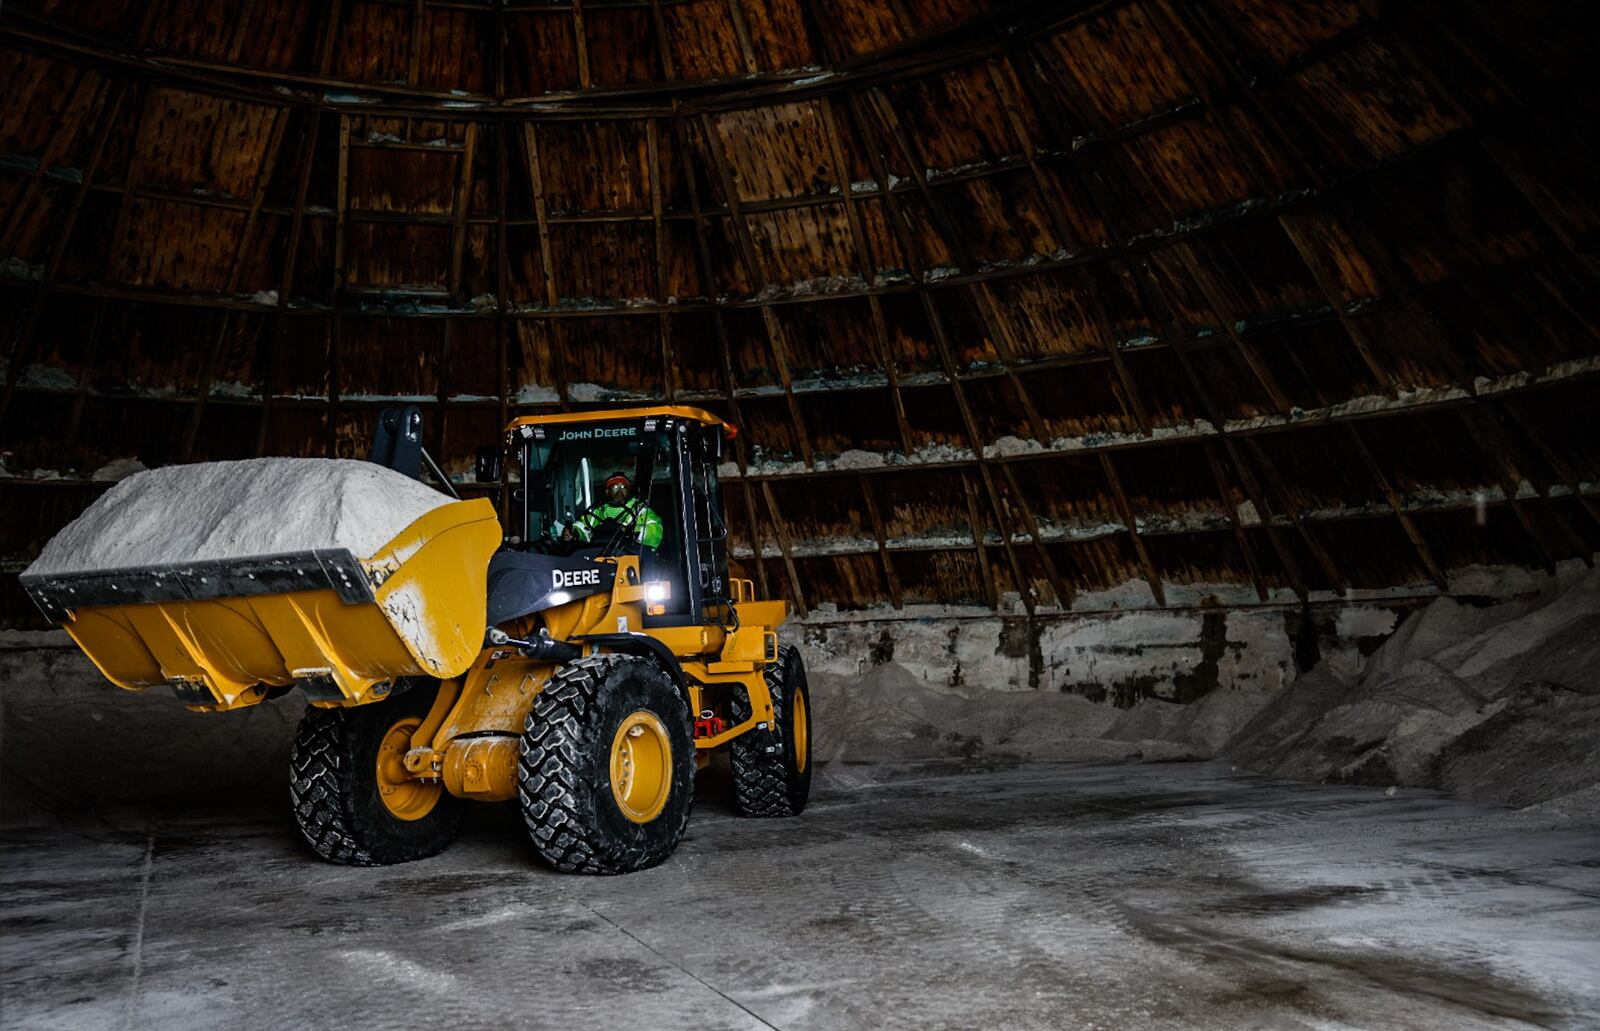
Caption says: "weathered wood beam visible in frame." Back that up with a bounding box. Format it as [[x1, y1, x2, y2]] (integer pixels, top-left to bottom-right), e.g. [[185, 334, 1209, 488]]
[[1456, 406, 1584, 571], [1175, 246, 1293, 413], [1345, 424, 1449, 589], [0, 80, 129, 429], [984, 57, 1153, 436], [861, 86, 1050, 444], [333, 114, 352, 296], [1242, 438, 1350, 593], [182, 107, 290, 460], [0, 69, 95, 255], [260, 108, 325, 456], [646, 119, 674, 400], [760, 481, 807, 617], [722, 0, 760, 75], [572, 0, 592, 90], [961, 470, 1001, 611], [858, 474, 904, 609], [1000, 462, 1074, 608], [1098, 452, 1165, 606], [739, 480, 770, 599], [843, 89, 1033, 613], [1498, 397, 1600, 530], [646, 0, 678, 81], [315, 0, 345, 74], [520, 122, 571, 409], [1202, 440, 1270, 602], [409, 0, 427, 87], [448, 123, 479, 303], [694, 113, 814, 469], [494, 120, 513, 524], [978, 463, 1037, 615], [1276, 215, 1399, 396], [820, 96, 914, 455], [1015, 37, 1340, 600]]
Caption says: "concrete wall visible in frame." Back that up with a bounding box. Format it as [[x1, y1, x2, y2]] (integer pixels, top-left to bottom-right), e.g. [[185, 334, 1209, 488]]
[[795, 601, 1406, 704]]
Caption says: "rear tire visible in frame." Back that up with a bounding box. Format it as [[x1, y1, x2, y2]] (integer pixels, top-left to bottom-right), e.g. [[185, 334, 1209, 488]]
[[731, 644, 812, 817], [289, 680, 465, 866], [519, 654, 694, 874]]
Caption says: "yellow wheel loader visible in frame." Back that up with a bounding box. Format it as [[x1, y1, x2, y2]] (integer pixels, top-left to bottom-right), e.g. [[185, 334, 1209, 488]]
[[20, 406, 811, 874]]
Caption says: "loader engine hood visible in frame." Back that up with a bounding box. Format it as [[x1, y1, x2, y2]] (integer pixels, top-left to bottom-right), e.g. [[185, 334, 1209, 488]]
[[485, 551, 618, 627]]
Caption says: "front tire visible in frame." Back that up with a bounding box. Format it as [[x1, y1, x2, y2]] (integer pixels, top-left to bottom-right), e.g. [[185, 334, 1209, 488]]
[[731, 644, 812, 817], [289, 680, 465, 866], [518, 654, 695, 874]]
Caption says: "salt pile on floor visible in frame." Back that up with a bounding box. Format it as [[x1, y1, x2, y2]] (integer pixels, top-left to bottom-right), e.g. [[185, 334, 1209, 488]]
[[1224, 569, 1600, 807], [807, 660, 1274, 763], [26, 458, 455, 575]]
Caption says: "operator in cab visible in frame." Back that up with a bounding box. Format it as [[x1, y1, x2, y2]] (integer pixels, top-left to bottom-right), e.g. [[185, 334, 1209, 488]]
[[562, 472, 664, 551]]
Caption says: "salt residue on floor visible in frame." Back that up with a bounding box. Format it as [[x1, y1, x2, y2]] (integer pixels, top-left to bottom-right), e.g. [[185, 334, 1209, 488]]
[[26, 458, 456, 575]]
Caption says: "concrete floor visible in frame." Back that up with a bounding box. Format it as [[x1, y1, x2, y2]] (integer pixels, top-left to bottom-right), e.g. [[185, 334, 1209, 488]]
[[2, 762, 1597, 1030]]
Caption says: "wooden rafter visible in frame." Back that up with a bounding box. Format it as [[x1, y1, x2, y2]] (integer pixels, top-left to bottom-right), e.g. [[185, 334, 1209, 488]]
[[843, 89, 1038, 612], [1202, 441, 1270, 601], [259, 108, 324, 456], [646, 119, 675, 400], [760, 481, 807, 617], [819, 96, 914, 455], [983, 58, 1153, 436], [520, 122, 571, 409], [722, 0, 760, 75], [1012, 37, 1342, 599], [861, 86, 1050, 445], [181, 107, 291, 461], [961, 470, 1000, 610], [694, 113, 814, 469], [1175, 247, 1293, 413], [0, 69, 95, 255], [571, 0, 592, 90], [1455, 407, 1583, 571], [1344, 424, 1449, 589], [0, 79, 129, 429], [1000, 463, 1074, 608], [448, 123, 479, 303], [858, 474, 904, 609], [1098, 452, 1166, 607]]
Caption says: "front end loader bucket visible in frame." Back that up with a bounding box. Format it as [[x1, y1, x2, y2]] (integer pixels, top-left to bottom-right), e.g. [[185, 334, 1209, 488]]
[[20, 499, 502, 711]]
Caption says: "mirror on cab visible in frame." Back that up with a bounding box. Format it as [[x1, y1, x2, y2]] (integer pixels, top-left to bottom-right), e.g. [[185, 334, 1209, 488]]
[[475, 446, 503, 484]]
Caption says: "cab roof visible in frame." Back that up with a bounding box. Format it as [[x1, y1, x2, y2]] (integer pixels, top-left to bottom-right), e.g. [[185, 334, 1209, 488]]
[[505, 406, 734, 436]]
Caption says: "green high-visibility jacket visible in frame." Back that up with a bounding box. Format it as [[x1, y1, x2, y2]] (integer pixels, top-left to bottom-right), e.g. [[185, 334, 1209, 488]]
[[573, 498, 664, 549]]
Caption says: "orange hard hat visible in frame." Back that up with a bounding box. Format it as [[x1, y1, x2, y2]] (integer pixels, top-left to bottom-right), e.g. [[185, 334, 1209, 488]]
[[604, 473, 631, 491]]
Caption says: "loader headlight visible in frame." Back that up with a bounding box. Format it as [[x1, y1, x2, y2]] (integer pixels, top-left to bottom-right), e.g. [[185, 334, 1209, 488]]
[[645, 582, 671, 602], [547, 590, 572, 607]]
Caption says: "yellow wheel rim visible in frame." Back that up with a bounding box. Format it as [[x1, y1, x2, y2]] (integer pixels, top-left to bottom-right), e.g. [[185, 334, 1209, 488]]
[[376, 716, 441, 821], [610, 710, 672, 824], [793, 686, 809, 773]]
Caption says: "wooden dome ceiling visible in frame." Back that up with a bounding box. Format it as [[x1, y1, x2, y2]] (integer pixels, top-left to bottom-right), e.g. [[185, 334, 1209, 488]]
[[1, 0, 1597, 624]]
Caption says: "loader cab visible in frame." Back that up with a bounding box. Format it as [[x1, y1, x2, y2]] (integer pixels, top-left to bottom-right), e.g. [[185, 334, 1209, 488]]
[[508, 408, 732, 627]]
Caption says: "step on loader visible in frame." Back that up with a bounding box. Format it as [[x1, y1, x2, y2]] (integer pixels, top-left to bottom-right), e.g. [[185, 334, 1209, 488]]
[[20, 406, 810, 874]]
